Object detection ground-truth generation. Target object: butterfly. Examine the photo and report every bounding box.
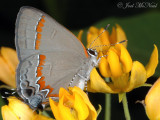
[15,6,99,110]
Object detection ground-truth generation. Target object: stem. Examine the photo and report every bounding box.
[122,93,131,120]
[105,93,111,120]
[105,78,111,120]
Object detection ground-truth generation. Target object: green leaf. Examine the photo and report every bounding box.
[72,11,160,77]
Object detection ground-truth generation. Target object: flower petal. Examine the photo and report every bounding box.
[2,96,36,120]
[88,68,115,93]
[87,26,99,47]
[99,28,110,50]
[126,61,147,92]
[145,77,160,120]
[33,114,54,120]
[74,93,89,120]
[110,73,129,92]
[71,87,97,120]
[145,44,158,78]
[2,105,19,120]
[115,44,132,73]
[99,52,111,77]
[107,48,123,77]
[87,27,103,52]
[116,24,127,47]
[0,57,16,87]
[109,26,117,44]
[49,98,62,120]
[0,47,18,88]
[58,96,75,120]
[77,30,83,41]
[1,47,18,73]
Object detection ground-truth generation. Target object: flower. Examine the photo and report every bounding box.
[85,24,127,52]
[145,77,160,120]
[49,86,97,120]
[0,47,18,88]
[1,96,53,120]
[78,25,158,96]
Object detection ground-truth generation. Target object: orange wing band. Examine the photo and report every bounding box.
[35,16,45,50]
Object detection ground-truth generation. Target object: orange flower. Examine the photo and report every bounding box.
[0,47,18,88]
[1,96,53,120]
[50,86,97,120]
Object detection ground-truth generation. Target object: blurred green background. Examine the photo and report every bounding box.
[0,0,160,120]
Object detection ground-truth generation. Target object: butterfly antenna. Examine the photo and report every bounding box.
[89,24,110,48]
[91,40,128,49]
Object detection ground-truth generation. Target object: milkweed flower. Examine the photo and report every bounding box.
[49,86,97,120]
[1,96,54,120]
[78,25,158,95]
[145,77,160,120]
[0,47,18,88]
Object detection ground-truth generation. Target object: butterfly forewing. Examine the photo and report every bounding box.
[15,6,87,102]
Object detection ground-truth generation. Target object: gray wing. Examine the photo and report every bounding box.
[15,6,87,61]
[15,6,87,100]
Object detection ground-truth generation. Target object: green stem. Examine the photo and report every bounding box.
[122,93,131,120]
[105,78,111,120]
[105,93,111,120]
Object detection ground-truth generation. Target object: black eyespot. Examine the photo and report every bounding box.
[25,89,33,97]
[23,87,35,97]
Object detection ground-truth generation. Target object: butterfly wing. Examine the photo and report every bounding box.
[15,6,88,101]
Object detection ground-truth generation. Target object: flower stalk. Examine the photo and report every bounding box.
[122,93,131,120]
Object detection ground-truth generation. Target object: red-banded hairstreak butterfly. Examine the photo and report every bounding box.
[15,6,99,109]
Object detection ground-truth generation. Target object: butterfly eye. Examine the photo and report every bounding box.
[87,49,98,57]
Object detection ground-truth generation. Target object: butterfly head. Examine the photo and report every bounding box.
[87,48,98,66]
[87,48,98,57]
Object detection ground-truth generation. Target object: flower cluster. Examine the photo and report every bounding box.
[78,25,158,97]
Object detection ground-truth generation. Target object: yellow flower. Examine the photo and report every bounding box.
[0,47,18,88]
[1,96,53,120]
[145,77,160,120]
[85,24,127,52]
[78,25,158,95]
[49,86,97,120]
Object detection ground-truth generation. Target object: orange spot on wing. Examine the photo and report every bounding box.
[35,40,40,50]
[43,85,54,97]
[36,26,42,32]
[36,66,43,77]
[39,55,46,66]
[37,76,45,90]
[41,16,45,23]
[37,33,41,39]
[39,60,45,66]
[38,22,44,27]
[40,54,46,60]
[35,15,45,50]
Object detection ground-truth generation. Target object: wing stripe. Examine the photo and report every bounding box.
[35,54,56,97]
[35,15,45,50]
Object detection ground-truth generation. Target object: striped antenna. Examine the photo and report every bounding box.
[91,40,128,49]
[89,24,110,48]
